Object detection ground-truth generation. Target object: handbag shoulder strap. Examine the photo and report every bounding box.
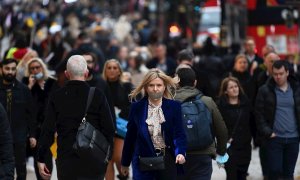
[84,87,95,116]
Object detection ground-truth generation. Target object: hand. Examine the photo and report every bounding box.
[270,133,276,138]
[37,162,51,180]
[28,75,36,89]
[175,154,186,164]
[38,80,45,90]
[121,166,129,176]
[29,137,37,148]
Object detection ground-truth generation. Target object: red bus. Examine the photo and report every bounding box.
[246,0,299,57]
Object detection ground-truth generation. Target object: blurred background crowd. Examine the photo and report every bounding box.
[0,0,300,179]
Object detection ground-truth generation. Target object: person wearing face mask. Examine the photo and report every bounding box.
[0,58,36,180]
[21,58,59,180]
[217,77,252,180]
[121,68,186,180]
[102,59,133,180]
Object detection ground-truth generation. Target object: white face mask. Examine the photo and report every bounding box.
[34,72,44,80]
[148,91,164,100]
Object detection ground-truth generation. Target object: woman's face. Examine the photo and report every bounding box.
[29,61,42,75]
[145,77,166,100]
[226,80,239,98]
[105,62,121,81]
[234,57,248,73]
[128,57,136,69]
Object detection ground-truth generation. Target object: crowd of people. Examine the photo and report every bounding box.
[0,1,300,180]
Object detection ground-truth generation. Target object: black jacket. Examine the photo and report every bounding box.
[37,80,115,177]
[0,103,14,180]
[107,80,133,120]
[87,74,116,123]
[217,95,252,148]
[255,76,300,139]
[22,77,59,131]
[0,79,36,143]
[217,95,252,164]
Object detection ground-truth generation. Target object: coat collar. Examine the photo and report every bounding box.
[0,78,21,90]
[136,97,171,154]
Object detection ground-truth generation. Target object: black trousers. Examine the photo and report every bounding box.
[177,154,212,180]
[155,150,177,180]
[14,143,27,180]
[56,155,107,180]
[225,145,251,180]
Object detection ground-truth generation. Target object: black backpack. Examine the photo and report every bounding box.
[181,95,214,151]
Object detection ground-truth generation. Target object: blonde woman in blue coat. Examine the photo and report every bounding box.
[121,68,186,180]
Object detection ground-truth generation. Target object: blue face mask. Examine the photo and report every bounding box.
[34,72,44,80]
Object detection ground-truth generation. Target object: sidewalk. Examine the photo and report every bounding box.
[27,147,300,180]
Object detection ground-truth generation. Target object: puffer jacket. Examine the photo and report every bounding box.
[175,86,228,156]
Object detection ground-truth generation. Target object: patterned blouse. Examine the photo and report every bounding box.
[146,99,166,149]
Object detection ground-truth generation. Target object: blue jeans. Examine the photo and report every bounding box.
[266,137,299,180]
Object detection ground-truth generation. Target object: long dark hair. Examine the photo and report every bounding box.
[218,76,245,99]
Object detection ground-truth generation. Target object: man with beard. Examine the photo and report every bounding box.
[82,52,116,123]
[0,58,36,180]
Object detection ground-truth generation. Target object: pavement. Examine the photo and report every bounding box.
[27,147,300,180]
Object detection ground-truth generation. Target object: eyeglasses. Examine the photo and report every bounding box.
[107,66,118,70]
[30,66,41,71]
[86,60,94,64]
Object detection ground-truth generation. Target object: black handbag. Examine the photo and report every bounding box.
[73,87,111,164]
[139,156,165,171]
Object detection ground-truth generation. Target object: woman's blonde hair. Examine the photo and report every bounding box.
[25,57,49,80]
[102,59,123,81]
[129,68,176,101]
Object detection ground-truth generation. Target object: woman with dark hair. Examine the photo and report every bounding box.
[217,77,252,180]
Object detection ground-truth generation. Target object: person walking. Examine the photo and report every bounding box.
[0,102,14,180]
[121,68,186,180]
[218,77,253,180]
[175,68,228,180]
[0,58,36,180]
[22,57,58,180]
[37,55,115,180]
[102,59,133,180]
[255,60,300,180]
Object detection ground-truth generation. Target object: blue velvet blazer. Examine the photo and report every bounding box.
[121,97,186,178]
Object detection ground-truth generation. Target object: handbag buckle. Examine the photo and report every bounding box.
[82,116,87,123]
[155,148,165,156]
